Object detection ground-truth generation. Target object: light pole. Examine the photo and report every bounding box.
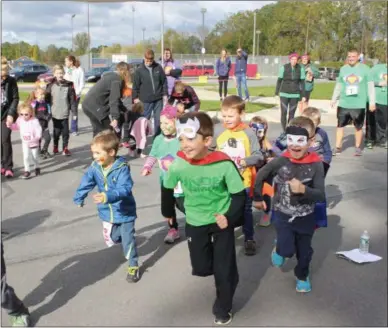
[87,3,90,71]
[305,4,311,54]
[200,8,207,75]
[142,27,146,43]
[252,12,256,62]
[71,14,76,52]
[161,1,164,65]
[132,5,135,46]
[256,30,261,57]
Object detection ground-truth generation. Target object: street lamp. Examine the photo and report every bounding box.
[71,14,76,52]
[200,7,207,75]
[256,30,261,57]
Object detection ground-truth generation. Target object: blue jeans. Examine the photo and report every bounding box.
[110,221,138,267]
[242,188,254,241]
[236,74,250,100]
[71,97,81,133]
[143,99,163,137]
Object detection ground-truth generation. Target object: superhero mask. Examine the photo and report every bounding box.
[250,122,266,138]
[176,117,200,139]
[285,126,310,147]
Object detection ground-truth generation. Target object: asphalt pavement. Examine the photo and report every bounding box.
[1,112,387,326]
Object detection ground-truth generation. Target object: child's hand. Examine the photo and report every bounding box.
[93,193,106,204]
[253,201,267,211]
[141,169,151,176]
[239,159,246,167]
[287,178,306,194]
[214,214,228,229]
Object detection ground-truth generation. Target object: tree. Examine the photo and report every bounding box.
[31,45,40,61]
[73,32,90,56]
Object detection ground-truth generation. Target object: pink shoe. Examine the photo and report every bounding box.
[259,212,271,227]
[164,228,180,244]
[5,170,14,178]
[121,142,130,148]
[1,168,5,175]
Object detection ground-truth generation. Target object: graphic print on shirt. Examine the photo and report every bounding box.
[160,153,183,194]
[343,74,362,96]
[220,137,246,170]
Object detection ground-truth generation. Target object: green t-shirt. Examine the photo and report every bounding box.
[338,63,370,109]
[164,157,245,226]
[369,64,387,106]
[278,65,306,98]
[304,64,319,92]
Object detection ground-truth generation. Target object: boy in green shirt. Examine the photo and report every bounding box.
[164,112,246,326]
[331,49,376,156]
[369,59,388,148]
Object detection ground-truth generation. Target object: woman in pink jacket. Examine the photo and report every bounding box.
[12,103,42,179]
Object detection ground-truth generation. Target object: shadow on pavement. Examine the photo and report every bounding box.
[326,184,343,209]
[1,210,51,241]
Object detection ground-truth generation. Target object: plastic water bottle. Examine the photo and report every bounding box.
[359,230,370,254]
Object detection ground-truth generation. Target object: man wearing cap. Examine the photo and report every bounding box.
[234,48,250,102]
[275,53,306,131]
[299,54,319,112]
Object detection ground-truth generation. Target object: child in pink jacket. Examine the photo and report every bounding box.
[12,103,42,179]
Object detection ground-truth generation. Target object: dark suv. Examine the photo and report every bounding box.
[9,64,49,82]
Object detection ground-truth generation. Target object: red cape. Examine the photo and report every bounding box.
[282,150,321,164]
[177,150,232,165]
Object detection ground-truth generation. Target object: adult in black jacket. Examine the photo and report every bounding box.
[82,62,130,137]
[275,53,306,131]
[1,57,19,178]
[133,49,168,137]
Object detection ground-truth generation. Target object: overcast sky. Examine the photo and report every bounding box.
[1,0,274,49]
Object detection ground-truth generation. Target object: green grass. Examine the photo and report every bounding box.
[200,100,274,113]
[19,91,30,102]
[205,82,335,100]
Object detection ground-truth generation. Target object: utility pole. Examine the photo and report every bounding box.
[87,3,90,71]
[132,5,135,46]
[161,1,164,66]
[71,14,76,52]
[142,27,146,43]
[252,11,256,63]
[200,7,207,75]
[305,4,311,54]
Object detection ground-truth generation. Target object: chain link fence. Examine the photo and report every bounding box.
[79,53,289,77]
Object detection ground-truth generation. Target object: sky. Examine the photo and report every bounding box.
[1,0,274,49]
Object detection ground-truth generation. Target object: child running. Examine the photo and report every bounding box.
[73,130,140,283]
[28,87,52,159]
[213,95,263,256]
[253,116,325,293]
[45,64,77,156]
[12,103,42,179]
[142,105,184,244]
[164,112,246,325]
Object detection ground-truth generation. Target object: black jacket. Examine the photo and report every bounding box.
[82,72,124,121]
[275,63,305,98]
[132,62,168,103]
[1,76,19,121]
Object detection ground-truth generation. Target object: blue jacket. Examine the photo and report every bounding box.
[216,57,231,77]
[235,51,248,75]
[73,156,137,223]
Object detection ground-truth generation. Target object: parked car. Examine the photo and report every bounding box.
[85,67,110,82]
[181,64,215,77]
[37,71,54,84]
[9,64,49,83]
[328,68,340,81]
[318,67,335,79]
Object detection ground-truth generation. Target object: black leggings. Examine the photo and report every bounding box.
[1,120,13,171]
[161,184,185,229]
[38,119,51,152]
[52,118,69,149]
[83,107,112,137]
[218,76,229,98]
[280,97,299,131]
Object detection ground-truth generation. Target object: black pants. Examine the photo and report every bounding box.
[1,242,29,317]
[1,120,13,171]
[274,211,315,280]
[161,184,185,229]
[365,103,376,142]
[375,104,388,143]
[218,76,229,98]
[185,223,239,319]
[38,119,51,152]
[52,118,69,149]
[83,108,112,137]
[280,97,299,131]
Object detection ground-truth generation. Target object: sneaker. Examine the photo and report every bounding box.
[164,228,180,244]
[41,150,52,159]
[259,212,271,227]
[140,153,147,159]
[214,312,232,326]
[9,314,30,327]
[121,141,130,148]
[244,97,250,103]
[271,246,285,268]
[35,168,41,176]
[22,171,31,179]
[296,276,312,293]
[379,141,388,149]
[126,266,140,283]
[366,141,373,149]
[5,170,14,178]
[1,168,5,175]
[71,132,78,136]
[354,147,362,156]
[244,240,257,256]
[332,147,341,156]
[53,146,59,155]
[62,148,71,156]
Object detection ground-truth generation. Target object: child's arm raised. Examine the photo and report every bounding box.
[74,166,97,206]
[102,166,134,203]
[142,135,161,175]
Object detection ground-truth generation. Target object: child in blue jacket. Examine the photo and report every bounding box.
[74,130,140,283]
